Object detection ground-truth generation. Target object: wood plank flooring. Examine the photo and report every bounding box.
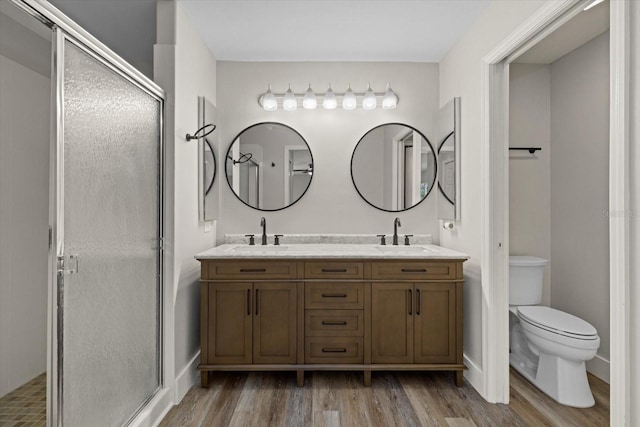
[159,369,609,427]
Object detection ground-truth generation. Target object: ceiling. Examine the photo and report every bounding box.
[515,0,609,64]
[179,0,489,62]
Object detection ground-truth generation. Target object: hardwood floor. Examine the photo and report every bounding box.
[159,369,609,427]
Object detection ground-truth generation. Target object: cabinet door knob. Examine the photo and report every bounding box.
[416,289,421,315]
[247,288,251,316]
[255,289,259,315]
[408,289,412,315]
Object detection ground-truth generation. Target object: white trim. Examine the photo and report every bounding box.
[586,353,611,384]
[283,145,308,206]
[174,352,200,404]
[608,0,631,425]
[128,388,173,427]
[463,354,483,391]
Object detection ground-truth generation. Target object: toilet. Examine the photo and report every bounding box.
[509,256,600,408]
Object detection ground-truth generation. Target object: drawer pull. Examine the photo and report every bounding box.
[321,293,347,298]
[321,320,347,326]
[401,268,427,273]
[321,348,347,353]
[240,268,266,273]
[321,268,348,273]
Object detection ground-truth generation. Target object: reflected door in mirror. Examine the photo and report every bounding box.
[225,123,313,211]
[351,123,436,212]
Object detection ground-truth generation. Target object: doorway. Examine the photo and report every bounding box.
[481,0,629,423]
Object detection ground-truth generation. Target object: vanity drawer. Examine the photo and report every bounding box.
[304,261,364,279]
[305,310,364,337]
[305,283,364,309]
[371,261,459,280]
[305,337,364,364]
[201,260,297,280]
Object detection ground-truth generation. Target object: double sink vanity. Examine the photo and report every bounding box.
[196,234,468,388]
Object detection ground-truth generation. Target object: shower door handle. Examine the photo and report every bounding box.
[57,254,79,275]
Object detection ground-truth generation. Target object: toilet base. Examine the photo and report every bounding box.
[510,352,595,408]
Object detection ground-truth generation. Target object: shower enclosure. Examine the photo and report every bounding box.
[3,1,165,425]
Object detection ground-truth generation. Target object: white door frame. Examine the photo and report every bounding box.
[480,1,630,425]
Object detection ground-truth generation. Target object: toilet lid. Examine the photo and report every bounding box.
[517,306,598,339]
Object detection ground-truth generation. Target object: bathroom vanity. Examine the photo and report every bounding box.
[196,243,468,387]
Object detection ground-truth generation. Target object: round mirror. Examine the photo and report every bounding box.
[225,122,313,211]
[351,123,436,212]
[437,131,455,205]
[204,137,216,196]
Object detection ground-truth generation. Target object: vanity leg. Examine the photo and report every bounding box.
[455,370,464,387]
[201,371,210,388]
[296,369,304,387]
[363,370,371,387]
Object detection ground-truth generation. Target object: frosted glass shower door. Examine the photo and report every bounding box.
[55,37,162,426]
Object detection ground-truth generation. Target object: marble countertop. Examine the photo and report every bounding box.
[195,243,469,260]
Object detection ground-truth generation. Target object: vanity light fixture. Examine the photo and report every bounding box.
[342,83,357,110]
[261,84,278,111]
[303,84,317,109]
[283,84,297,111]
[382,83,398,109]
[322,84,337,110]
[362,83,377,110]
[258,84,399,111]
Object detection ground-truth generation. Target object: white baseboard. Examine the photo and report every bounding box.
[463,353,484,395]
[129,388,173,427]
[175,351,200,404]
[586,353,610,384]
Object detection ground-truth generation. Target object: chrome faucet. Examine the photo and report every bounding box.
[393,217,401,245]
[260,217,267,245]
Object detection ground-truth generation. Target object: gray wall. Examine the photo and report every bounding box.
[508,32,610,382]
[0,10,50,397]
[154,1,217,402]
[216,61,440,241]
[438,0,548,389]
[550,31,610,380]
[509,63,552,306]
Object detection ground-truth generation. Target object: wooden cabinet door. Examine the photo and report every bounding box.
[371,283,414,363]
[253,282,297,364]
[414,283,456,363]
[207,283,252,364]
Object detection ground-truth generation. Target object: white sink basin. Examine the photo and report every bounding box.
[376,245,434,253]
[228,245,289,252]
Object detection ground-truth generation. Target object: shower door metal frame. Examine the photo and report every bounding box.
[9,1,166,426]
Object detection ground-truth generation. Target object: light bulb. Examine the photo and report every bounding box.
[302,84,317,109]
[323,84,337,109]
[283,84,297,111]
[382,83,398,109]
[262,84,277,111]
[342,84,357,110]
[362,83,377,110]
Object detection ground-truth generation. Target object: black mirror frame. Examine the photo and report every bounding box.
[204,137,216,196]
[350,122,437,213]
[437,131,455,205]
[224,122,314,212]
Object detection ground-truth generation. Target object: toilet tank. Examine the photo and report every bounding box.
[509,256,548,305]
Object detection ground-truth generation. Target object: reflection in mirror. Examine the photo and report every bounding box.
[351,124,436,212]
[199,97,218,221]
[436,97,461,220]
[225,123,313,211]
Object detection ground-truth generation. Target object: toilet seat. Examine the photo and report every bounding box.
[517,306,598,340]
